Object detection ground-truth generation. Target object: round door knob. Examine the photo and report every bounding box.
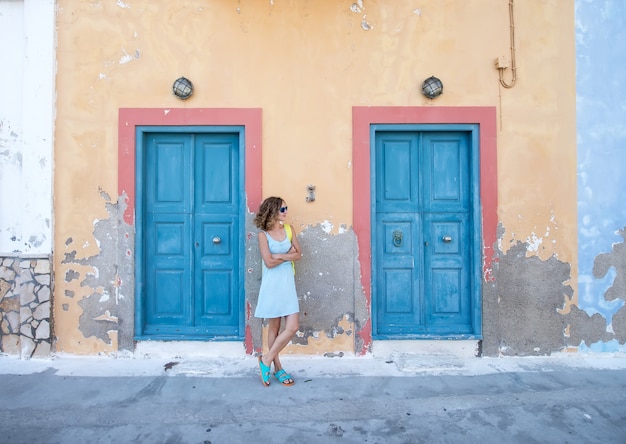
[212,236,222,244]
[442,235,452,243]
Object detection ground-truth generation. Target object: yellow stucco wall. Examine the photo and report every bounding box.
[54,0,576,354]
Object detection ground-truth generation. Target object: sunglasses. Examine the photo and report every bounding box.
[279,206,288,213]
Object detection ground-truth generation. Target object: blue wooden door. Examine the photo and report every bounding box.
[141,131,242,338]
[374,130,474,337]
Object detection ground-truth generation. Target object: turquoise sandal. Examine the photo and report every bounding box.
[258,357,271,387]
[274,369,295,386]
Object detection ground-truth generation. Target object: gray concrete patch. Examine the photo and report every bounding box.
[483,241,573,356]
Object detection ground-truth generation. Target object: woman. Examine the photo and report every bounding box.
[254,196,302,387]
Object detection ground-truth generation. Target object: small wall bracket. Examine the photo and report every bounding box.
[306,185,316,202]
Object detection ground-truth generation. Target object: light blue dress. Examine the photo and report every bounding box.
[254,229,299,319]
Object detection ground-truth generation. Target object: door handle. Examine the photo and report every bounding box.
[442,235,452,243]
[212,236,222,244]
[392,230,403,247]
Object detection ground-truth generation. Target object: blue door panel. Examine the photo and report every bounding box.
[383,142,412,201]
[384,269,414,313]
[201,271,232,315]
[431,269,462,313]
[374,129,475,337]
[424,213,472,332]
[195,134,239,214]
[144,214,193,327]
[140,131,241,339]
[199,143,231,204]
[153,270,185,315]
[194,215,239,332]
[422,132,469,212]
[376,212,423,334]
[376,133,420,213]
[146,135,192,214]
[199,219,233,257]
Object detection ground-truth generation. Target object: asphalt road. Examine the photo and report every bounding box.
[1,357,625,444]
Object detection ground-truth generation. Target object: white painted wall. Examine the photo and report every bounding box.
[0,0,55,255]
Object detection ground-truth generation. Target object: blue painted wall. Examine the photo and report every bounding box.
[576,0,626,351]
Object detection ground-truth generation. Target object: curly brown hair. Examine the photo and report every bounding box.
[254,196,284,231]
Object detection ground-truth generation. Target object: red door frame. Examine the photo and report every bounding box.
[118,108,262,352]
[352,106,497,355]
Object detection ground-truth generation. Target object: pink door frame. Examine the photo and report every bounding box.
[118,108,262,351]
[352,106,497,355]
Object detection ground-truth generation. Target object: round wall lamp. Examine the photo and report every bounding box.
[173,77,193,100]
[422,76,443,99]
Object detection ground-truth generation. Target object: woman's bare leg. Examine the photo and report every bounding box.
[261,313,299,369]
[266,317,282,370]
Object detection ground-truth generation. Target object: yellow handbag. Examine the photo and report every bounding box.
[284,224,296,275]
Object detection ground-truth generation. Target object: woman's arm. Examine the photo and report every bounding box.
[275,225,302,262]
[258,232,285,269]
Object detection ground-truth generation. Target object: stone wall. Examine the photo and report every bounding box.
[0,257,52,358]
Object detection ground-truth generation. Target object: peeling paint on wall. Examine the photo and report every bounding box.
[483,239,574,356]
[591,230,626,319]
[245,220,367,356]
[56,190,134,353]
[484,228,626,356]
[499,208,561,260]
[119,48,141,65]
